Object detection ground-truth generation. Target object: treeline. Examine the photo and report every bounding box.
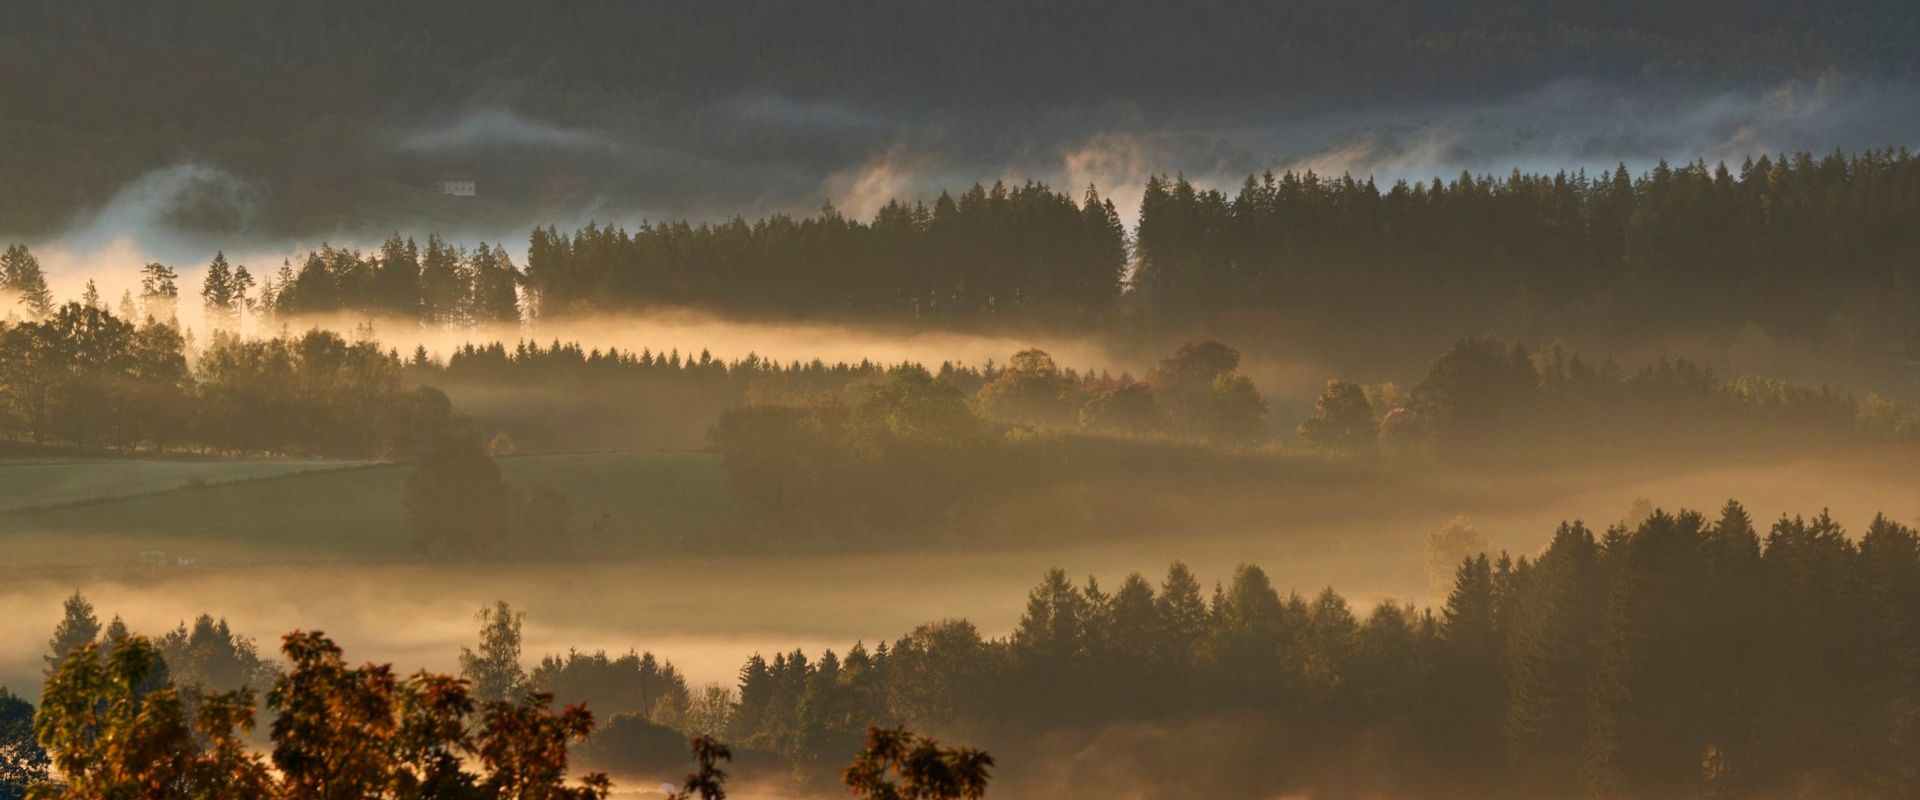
[419,336,1264,453]
[413,340,803,453]
[380,151,1920,354]
[16,149,1920,359]
[4,598,989,800]
[523,185,1126,319]
[261,236,523,324]
[0,303,455,457]
[709,341,1272,539]
[0,238,521,330]
[711,334,1920,538]
[1137,151,1920,344]
[1297,334,1920,460]
[651,505,1920,797]
[14,629,982,799]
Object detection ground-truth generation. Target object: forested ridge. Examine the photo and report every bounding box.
[517,151,1920,347]
[12,150,1919,361]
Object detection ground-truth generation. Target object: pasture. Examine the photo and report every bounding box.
[0,452,739,568]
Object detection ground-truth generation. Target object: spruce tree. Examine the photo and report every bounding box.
[1505,523,1604,788]
[0,245,52,318]
[45,593,101,672]
[201,252,236,329]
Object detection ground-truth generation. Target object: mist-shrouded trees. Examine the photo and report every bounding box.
[138,262,180,323]
[45,592,100,672]
[708,340,1283,539]
[0,301,464,456]
[20,504,1920,797]
[195,149,1920,363]
[521,183,1124,322]
[199,252,253,332]
[407,433,511,553]
[0,303,152,447]
[14,146,1920,359]
[712,364,991,539]
[1306,333,1920,462]
[156,615,279,698]
[0,245,52,319]
[262,238,521,326]
[1075,381,1163,435]
[1131,154,1920,349]
[460,601,527,705]
[976,349,1078,428]
[531,649,690,725]
[678,504,1920,797]
[1297,380,1377,453]
[1145,340,1267,445]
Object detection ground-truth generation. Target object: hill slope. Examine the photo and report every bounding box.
[0,452,737,568]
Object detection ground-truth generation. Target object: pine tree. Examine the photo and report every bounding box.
[46,592,101,672]
[1505,522,1604,788]
[231,264,254,314]
[202,252,236,330]
[1585,511,1715,797]
[1859,514,1920,793]
[0,244,53,318]
[139,262,180,321]
[1432,555,1505,786]
[419,234,465,323]
[1155,562,1209,665]
[1696,501,1767,792]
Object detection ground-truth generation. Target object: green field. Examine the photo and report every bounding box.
[0,458,368,512]
[0,453,739,567]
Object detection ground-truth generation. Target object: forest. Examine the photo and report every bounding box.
[510,152,1920,348]
[3,504,1917,798]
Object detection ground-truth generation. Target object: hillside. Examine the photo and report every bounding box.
[0,452,738,568]
[0,458,362,512]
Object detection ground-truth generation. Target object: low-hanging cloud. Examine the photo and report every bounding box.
[394,108,625,154]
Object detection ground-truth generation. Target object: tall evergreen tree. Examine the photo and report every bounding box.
[0,245,52,318]
[139,262,180,322]
[46,592,101,672]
